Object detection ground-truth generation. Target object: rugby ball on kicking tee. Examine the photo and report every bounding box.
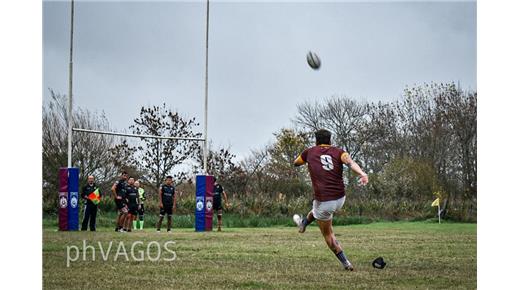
[306,51,321,70]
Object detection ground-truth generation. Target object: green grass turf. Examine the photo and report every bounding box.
[42,222,476,289]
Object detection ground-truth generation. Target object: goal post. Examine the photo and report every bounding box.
[60,0,214,232]
[195,175,215,232]
[72,128,206,142]
[58,167,79,231]
[58,128,207,231]
[65,0,212,173]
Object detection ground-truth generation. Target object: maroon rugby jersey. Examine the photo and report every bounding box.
[300,145,348,202]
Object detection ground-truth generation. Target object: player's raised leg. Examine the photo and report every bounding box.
[294,210,315,233]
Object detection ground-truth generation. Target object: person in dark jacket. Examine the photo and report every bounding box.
[81,175,100,231]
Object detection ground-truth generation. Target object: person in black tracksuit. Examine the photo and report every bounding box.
[156,176,176,232]
[81,175,99,231]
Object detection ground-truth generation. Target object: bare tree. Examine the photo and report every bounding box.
[239,148,270,196]
[395,83,477,214]
[193,142,237,181]
[42,90,121,212]
[437,87,477,200]
[129,103,202,188]
[295,97,370,160]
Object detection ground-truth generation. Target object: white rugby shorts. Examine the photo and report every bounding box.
[312,196,346,221]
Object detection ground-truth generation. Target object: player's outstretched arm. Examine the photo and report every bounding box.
[341,153,368,185]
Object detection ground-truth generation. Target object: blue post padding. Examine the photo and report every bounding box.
[67,167,79,231]
[195,175,207,232]
[196,175,206,197]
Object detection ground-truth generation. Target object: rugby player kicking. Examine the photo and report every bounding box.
[293,129,368,271]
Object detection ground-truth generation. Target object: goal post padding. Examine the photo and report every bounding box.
[195,175,214,232]
[58,168,68,231]
[67,167,79,231]
[58,167,79,231]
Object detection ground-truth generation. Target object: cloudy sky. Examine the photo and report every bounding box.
[43,0,476,160]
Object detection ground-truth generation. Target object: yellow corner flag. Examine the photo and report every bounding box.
[431,197,440,207]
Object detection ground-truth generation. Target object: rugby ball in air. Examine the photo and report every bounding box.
[306,51,321,70]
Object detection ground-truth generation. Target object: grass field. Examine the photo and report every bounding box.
[43,222,476,289]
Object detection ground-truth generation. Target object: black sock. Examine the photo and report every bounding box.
[335,251,350,267]
[302,218,312,227]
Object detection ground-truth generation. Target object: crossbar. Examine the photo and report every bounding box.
[72,128,205,142]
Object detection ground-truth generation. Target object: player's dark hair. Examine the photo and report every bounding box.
[121,171,128,175]
[166,175,173,179]
[315,129,332,145]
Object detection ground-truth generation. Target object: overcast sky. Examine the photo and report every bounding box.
[43,0,476,160]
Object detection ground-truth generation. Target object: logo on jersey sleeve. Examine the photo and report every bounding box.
[320,155,334,171]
